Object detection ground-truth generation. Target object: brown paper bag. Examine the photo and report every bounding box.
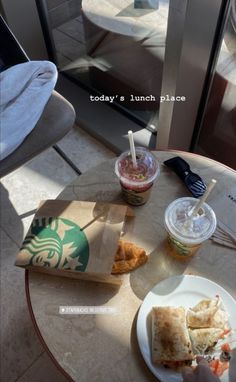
[15,200,128,284]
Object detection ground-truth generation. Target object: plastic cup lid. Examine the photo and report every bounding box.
[164,197,217,245]
[115,147,160,187]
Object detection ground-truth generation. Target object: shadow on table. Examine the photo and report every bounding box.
[116,4,155,17]
[129,239,190,301]
[130,309,157,382]
[31,273,121,319]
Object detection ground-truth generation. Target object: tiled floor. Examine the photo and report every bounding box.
[0,125,115,382]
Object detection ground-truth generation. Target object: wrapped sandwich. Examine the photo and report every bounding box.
[152,306,194,368]
[151,297,230,371]
[189,328,223,355]
[187,297,229,356]
[187,297,229,330]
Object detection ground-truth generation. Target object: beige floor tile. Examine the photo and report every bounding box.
[57,125,116,173]
[57,18,85,43]
[1,148,77,246]
[53,29,86,60]
[0,228,44,382]
[16,352,68,382]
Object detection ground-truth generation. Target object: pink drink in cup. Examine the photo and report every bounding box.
[115,147,160,206]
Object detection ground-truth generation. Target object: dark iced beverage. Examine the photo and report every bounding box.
[115,147,160,206]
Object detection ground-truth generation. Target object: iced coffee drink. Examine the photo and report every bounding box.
[164,197,217,259]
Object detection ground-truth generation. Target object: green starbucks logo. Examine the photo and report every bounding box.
[168,236,190,256]
[20,217,89,271]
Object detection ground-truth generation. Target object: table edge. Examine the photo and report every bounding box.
[25,270,76,382]
[156,149,236,173]
[81,1,164,39]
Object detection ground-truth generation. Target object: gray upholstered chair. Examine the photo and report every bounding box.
[0,15,76,177]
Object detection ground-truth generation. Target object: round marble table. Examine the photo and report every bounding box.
[81,0,168,56]
[26,151,236,382]
[82,0,168,39]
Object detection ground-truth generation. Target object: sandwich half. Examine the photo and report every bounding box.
[152,306,194,367]
[187,297,228,329]
[189,327,222,355]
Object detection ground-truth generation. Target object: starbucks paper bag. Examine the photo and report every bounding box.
[15,200,128,284]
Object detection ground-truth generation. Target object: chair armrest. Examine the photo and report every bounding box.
[0,91,75,177]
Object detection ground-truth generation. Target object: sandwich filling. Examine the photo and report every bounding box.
[189,328,222,354]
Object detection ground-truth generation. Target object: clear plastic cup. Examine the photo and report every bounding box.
[164,197,217,259]
[115,147,160,206]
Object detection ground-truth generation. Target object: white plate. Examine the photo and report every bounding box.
[136,275,236,382]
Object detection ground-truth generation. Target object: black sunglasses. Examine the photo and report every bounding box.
[164,156,206,198]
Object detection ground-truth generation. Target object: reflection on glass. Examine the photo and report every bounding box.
[43,0,169,130]
[195,1,236,170]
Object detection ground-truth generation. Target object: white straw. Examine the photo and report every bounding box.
[128,130,137,168]
[192,179,217,216]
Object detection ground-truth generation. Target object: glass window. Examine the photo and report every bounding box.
[194,1,236,169]
[38,0,170,132]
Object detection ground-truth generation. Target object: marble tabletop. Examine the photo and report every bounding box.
[26,151,236,382]
[81,0,169,40]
